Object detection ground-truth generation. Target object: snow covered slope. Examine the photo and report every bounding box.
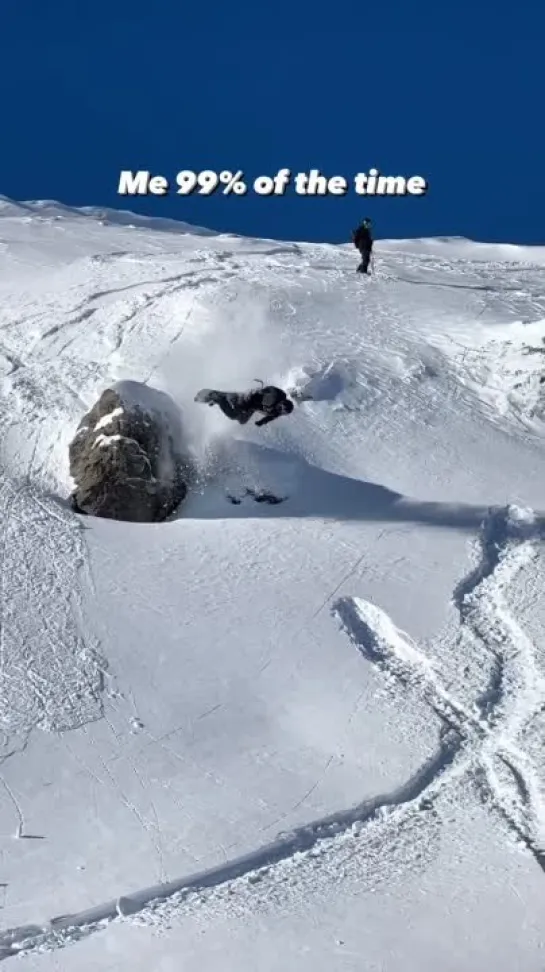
[1,199,545,969]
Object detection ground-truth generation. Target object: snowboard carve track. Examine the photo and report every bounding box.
[335,504,545,872]
[0,727,456,960]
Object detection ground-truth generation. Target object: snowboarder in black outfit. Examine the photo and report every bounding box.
[194,383,294,427]
[352,217,373,274]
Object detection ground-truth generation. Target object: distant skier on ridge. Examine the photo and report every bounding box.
[194,382,294,427]
[352,217,373,274]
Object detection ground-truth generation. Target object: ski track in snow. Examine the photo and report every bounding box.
[336,504,545,869]
[0,264,232,371]
[0,476,107,741]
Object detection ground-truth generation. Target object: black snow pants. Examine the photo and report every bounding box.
[212,392,255,424]
[357,247,372,273]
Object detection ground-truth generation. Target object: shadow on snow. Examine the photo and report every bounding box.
[184,441,545,538]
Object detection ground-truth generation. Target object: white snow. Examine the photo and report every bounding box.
[1,198,545,970]
[92,433,122,448]
[93,407,124,432]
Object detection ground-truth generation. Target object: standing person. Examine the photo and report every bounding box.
[352,217,373,274]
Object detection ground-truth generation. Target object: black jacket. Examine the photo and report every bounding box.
[353,224,373,251]
[245,386,290,426]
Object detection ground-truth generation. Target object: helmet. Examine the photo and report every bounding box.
[280,399,294,415]
[362,217,372,226]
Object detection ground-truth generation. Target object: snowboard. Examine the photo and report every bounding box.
[226,487,286,506]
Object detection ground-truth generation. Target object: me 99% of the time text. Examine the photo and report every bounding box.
[118,169,429,198]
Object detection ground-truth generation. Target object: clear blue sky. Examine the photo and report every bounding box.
[1,3,543,244]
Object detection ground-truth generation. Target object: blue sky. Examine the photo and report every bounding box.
[1,3,543,244]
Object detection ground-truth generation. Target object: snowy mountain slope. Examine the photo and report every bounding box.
[1,200,545,968]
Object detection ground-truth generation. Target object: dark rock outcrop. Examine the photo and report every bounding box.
[69,380,191,522]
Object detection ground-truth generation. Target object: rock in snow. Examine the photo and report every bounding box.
[68,380,191,521]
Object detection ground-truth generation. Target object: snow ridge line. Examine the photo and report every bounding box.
[335,504,545,871]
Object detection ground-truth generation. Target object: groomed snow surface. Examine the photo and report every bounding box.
[1,197,545,969]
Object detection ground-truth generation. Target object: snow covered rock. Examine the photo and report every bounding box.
[68,380,191,521]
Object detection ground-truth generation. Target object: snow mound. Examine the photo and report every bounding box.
[286,360,355,403]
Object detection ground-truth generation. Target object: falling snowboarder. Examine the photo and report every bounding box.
[352,217,373,274]
[194,382,294,427]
